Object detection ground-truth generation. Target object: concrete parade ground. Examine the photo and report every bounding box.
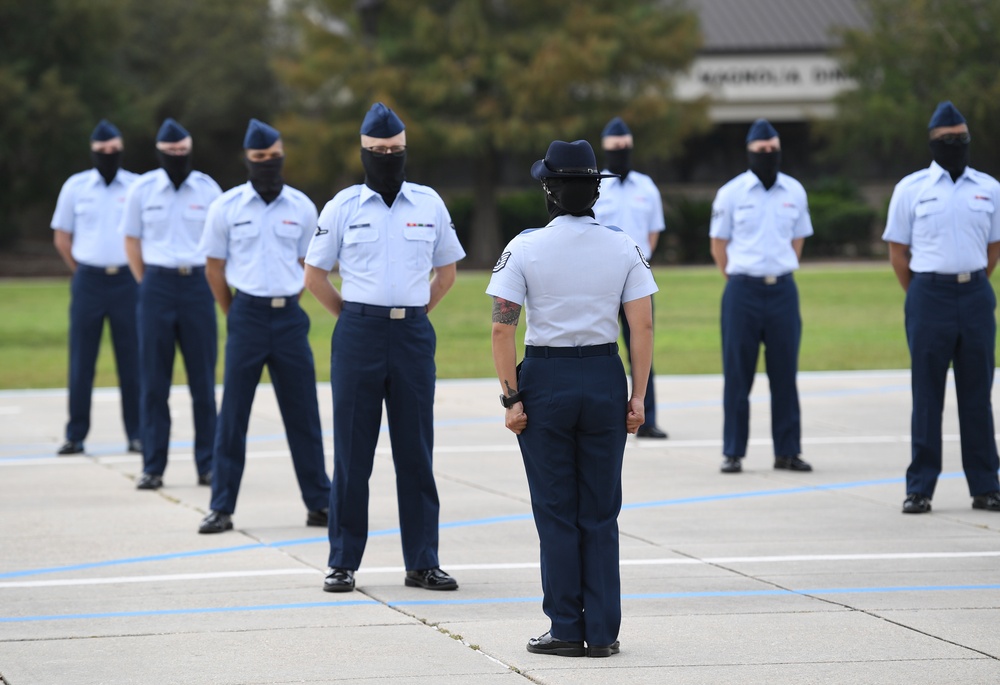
[1,370,999,684]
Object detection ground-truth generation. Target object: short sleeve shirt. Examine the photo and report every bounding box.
[305,182,466,307]
[486,214,658,347]
[882,162,1000,273]
[120,169,222,268]
[200,183,317,297]
[594,170,666,259]
[51,168,138,267]
[709,171,813,276]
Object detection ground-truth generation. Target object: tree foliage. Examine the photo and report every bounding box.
[278,0,706,265]
[826,0,1000,178]
[0,0,279,247]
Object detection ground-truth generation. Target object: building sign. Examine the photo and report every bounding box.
[675,54,856,122]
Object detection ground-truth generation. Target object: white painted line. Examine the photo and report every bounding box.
[3,551,998,590]
[0,407,21,415]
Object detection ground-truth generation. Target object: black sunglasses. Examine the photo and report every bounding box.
[933,132,971,145]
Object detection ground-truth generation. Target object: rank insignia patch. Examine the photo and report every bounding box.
[493,251,511,272]
[636,245,651,269]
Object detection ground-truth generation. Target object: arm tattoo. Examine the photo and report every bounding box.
[492,297,521,325]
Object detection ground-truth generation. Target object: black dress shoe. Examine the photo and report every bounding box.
[323,567,355,593]
[774,455,812,472]
[57,440,84,456]
[135,473,163,490]
[720,456,742,473]
[587,641,621,658]
[197,471,212,486]
[902,493,932,514]
[198,511,233,534]
[404,567,458,591]
[526,631,586,657]
[306,508,328,527]
[636,425,668,439]
[972,492,1000,511]
[127,438,142,454]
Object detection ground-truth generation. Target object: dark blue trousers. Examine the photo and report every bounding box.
[516,351,627,648]
[66,265,140,444]
[136,268,216,477]
[326,309,439,571]
[619,295,657,428]
[721,275,802,458]
[210,294,330,514]
[904,273,1000,497]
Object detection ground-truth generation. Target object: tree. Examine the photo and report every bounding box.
[0,0,280,247]
[825,0,1000,178]
[278,0,705,266]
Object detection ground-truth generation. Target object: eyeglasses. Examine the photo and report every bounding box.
[933,133,971,145]
[363,145,406,157]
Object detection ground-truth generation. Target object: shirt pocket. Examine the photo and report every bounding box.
[183,204,208,230]
[733,206,757,227]
[913,199,945,242]
[73,199,98,232]
[775,205,800,237]
[230,219,260,242]
[968,196,995,234]
[402,224,436,270]
[140,204,169,239]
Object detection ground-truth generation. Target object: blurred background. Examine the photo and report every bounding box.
[2,0,998,271]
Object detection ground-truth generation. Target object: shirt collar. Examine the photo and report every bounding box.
[548,214,599,228]
[88,168,123,188]
[928,160,974,185]
[743,169,787,192]
[236,181,285,209]
[359,181,412,207]
[152,167,193,193]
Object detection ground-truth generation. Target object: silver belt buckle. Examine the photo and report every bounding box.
[177,266,192,276]
[105,266,119,275]
[764,275,778,285]
[957,272,971,283]
[270,297,287,308]
[389,307,406,320]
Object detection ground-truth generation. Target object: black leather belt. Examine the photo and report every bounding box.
[342,301,426,319]
[146,265,205,276]
[912,270,985,284]
[77,263,127,276]
[235,291,298,308]
[730,273,792,285]
[524,343,619,358]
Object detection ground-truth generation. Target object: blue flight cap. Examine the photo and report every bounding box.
[360,102,405,138]
[928,101,966,130]
[601,116,631,138]
[746,118,779,143]
[243,118,281,149]
[91,119,121,142]
[531,140,620,180]
[156,117,190,143]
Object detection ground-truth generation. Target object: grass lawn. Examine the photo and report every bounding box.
[0,262,937,390]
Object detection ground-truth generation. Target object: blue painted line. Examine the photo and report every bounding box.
[3,584,998,623]
[0,473,963,581]
[0,600,378,623]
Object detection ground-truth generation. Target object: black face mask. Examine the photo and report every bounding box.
[604,147,632,180]
[157,151,193,189]
[91,150,121,185]
[929,139,969,182]
[543,178,600,219]
[246,156,284,204]
[361,148,406,206]
[748,150,781,190]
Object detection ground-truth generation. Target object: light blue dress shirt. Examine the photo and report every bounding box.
[709,170,814,276]
[120,169,222,268]
[51,169,138,267]
[883,162,1000,273]
[594,170,665,260]
[200,183,317,297]
[305,182,466,307]
[486,214,658,347]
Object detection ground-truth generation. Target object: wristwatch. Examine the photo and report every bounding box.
[499,390,523,408]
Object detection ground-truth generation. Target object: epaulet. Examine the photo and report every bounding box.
[604,224,624,233]
[519,227,542,235]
